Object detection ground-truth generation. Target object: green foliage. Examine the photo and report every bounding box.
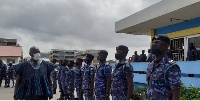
[131,86,147,100]
[131,84,200,100]
[180,84,200,100]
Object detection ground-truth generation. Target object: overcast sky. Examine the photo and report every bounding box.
[0,0,162,60]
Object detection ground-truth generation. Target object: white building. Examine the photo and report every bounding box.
[50,49,79,61]
[0,46,23,64]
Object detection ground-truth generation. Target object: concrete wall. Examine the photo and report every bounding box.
[0,57,21,65]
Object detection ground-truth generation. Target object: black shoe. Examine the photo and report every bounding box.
[7,85,10,87]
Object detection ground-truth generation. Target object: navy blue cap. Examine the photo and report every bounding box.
[86,54,94,59]
[152,35,170,45]
[116,45,129,52]
[98,50,108,56]
[76,58,83,62]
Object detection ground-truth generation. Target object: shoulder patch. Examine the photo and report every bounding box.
[168,59,175,65]
[125,62,131,67]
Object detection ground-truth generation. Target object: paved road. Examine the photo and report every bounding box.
[0,80,112,100]
[0,80,71,100]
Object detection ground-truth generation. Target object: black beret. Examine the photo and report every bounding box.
[98,50,108,55]
[116,45,129,52]
[86,54,94,59]
[152,35,170,45]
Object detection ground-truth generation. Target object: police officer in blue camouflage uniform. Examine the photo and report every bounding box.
[5,68,10,88]
[111,45,134,100]
[60,60,75,100]
[146,35,181,100]
[95,50,112,100]
[74,58,84,100]
[57,60,64,99]
[50,59,58,94]
[82,54,96,100]
[7,62,15,87]
[186,43,198,61]
[0,60,7,87]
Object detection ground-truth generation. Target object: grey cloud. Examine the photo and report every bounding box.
[0,0,161,59]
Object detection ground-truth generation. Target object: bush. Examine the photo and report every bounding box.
[180,84,200,100]
[132,84,200,100]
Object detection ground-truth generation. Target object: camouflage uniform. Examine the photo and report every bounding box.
[146,56,181,100]
[111,60,134,100]
[60,66,75,100]
[50,63,58,92]
[74,68,83,100]
[82,63,96,100]
[186,48,198,61]
[95,62,112,100]
[5,69,10,87]
[7,66,15,87]
[58,65,64,91]
[0,63,7,87]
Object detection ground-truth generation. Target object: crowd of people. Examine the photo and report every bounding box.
[0,35,183,100]
[0,60,15,88]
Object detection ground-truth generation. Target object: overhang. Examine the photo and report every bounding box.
[115,0,200,35]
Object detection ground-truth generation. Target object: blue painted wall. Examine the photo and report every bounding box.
[155,17,200,35]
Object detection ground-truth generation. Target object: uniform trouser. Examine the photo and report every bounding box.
[68,90,74,100]
[76,88,83,100]
[111,93,126,100]
[52,78,57,89]
[64,90,74,100]
[10,76,15,86]
[95,92,107,100]
[84,90,94,100]
[5,77,10,86]
[0,75,6,86]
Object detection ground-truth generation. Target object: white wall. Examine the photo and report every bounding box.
[0,57,21,65]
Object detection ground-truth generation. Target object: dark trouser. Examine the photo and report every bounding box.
[0,74,6,86]
[76,88,83,100]
[84,90,94,100]
[24,96,48,100]
[5,76,10,87]
[10,76,15,86]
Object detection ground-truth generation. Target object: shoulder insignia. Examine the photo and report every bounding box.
[125,61,131,67]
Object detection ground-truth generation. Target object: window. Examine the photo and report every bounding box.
[170,38,184,61]
[7,59,15,64]
[188,36,200,60]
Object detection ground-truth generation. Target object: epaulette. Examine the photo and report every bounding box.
[90,66,94,70]
[125,61,131,67]
[168,59,175,65]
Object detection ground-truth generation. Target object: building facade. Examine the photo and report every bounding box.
[76,49,100,66]
[0,46,23,64]
[115,0,200,61]
[0,38,18,46]
[49,49,79,62]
